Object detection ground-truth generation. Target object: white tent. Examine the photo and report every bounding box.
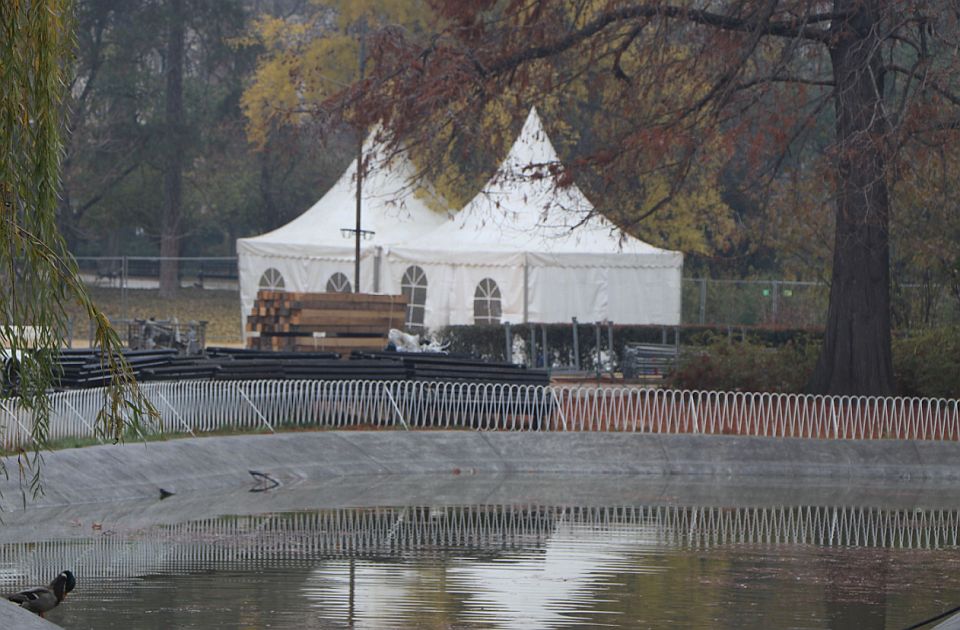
[383,108,683,329]
[236,132,448,321]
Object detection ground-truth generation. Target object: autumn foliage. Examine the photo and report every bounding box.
[245,1,960,396]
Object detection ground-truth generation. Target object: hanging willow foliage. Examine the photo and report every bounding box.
[0,0,154,497]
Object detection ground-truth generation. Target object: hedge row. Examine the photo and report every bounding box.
[671,329,960,399]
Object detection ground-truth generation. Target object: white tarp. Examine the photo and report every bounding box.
[236,130,449,322]
[385,107,683,329]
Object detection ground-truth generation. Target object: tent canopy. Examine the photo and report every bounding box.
[392,108,677,262]
[236,130,449,321]
[383,108,683,328]
[237,130,448,260]
[238,109,683,332]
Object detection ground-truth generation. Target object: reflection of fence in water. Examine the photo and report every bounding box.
[4,380,959,449]
[0,504,957,584]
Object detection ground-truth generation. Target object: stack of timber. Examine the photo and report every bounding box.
[245,291,407,352]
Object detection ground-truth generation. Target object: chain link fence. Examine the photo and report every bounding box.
[681,279,829,328]
[682,278,960,329]
[64,256,960,348]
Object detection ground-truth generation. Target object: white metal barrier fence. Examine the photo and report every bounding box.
[1,380,959,449]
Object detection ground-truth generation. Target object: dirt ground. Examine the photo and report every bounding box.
[66,286,243,346]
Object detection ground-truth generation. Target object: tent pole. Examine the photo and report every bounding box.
[572,317,580,371]
[607,321,614,376]
[354,134,362,293]
[522,253,529,323]
[595,323,601,379]
[529,326,536,368]
[541,324,548,369]
[354,22,366,294]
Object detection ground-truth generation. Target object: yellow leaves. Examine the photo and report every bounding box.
[253,15,307,49]
[242,28,356,148]
[605,163,735,257]
[890,145,960,275]
[242,0,740,262]
[241,55,300,148]
[325,0,434,31]
[243,1,435,149]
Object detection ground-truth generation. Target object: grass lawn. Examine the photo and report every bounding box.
[66,287,243,345]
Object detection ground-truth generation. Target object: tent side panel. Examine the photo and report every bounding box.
[526,253,683,325]
[383,249,526,330]
[605,265,683,325]
[237,240,381,342]
[526,264,607,323]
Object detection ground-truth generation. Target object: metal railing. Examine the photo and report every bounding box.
[0,503,957,583]
[2,381,959,448]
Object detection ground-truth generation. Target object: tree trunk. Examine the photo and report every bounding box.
[56,193,77,253]
[259,155,278,230]
[160,0,184,298]
[809,0,894,395]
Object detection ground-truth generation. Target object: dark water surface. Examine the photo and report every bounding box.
[3,501,959,629]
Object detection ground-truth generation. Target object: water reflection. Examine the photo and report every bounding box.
[447,520,655,628]
[1,503,959,629]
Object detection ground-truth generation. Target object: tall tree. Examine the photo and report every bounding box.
[159,0,185,297]
[333,0,960,395]
[63,0,332,260]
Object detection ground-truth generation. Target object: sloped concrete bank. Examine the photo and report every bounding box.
[3,431,960,509]
[0,600,63,629]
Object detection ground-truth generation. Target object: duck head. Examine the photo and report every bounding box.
[51,570,76,602]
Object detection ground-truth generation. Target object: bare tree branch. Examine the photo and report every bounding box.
[484,2,838,78]
[74,161,141,221]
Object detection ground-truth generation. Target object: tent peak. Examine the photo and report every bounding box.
[500,107,561,172]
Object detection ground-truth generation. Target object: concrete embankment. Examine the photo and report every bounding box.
[3,431,960,509]
[0,600,63,629]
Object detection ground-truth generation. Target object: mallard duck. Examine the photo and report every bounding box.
[6,570,76,618]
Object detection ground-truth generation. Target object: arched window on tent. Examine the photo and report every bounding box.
[258,267,285,291]
[326,272,352,293]
[401,265,428,329]
[473,278,502,325]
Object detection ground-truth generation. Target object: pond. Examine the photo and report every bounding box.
[3,479,960,629]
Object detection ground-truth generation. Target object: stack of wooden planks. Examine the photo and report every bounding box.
[245,291,407,352]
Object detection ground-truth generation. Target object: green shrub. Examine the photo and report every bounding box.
[669,335,820,393]
[893,327,960,399]
[671,329,960,398]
